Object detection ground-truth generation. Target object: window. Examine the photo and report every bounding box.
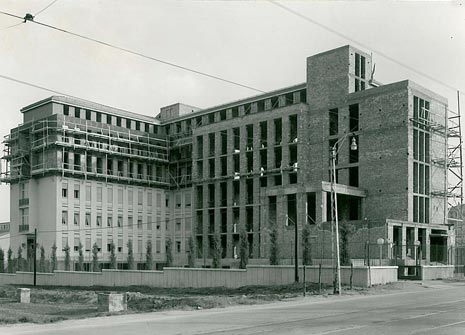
[355,53,366,92]
[85,237,91,251]
[232,107,239,118]
[62,211,68,225]
[138,190,143,205]
[107,214,113,227]
[287,194,297,226]
[96,237,102,252]
[289,115,298,142]
[62,183,68,198]
[246,125,253,150]
[86,184,91,202]
[62,236,68,249]
[74,213,80,226]
[74,236,80,251]
[118,189,123,205]
[137,217,143,229]
[413,96,431,224]
[221,130,228,155]
[233,128,240,151]
[74,185,80,199]
[147,216,152,230]
[106,114,112,125]
[118,215,123,227]
[107,188,113,204]
[86,110,91,120]
[128,216,133,228]
[20,208,28,226]
[274,118,282,145]
[74,107,80,118]
[96,214,102,227]
[176,241,181,253]
[197,135,203,159]
[329,109,338,136]
[20,183,28,199]
[118,238,123,252]
[220,109,226,121]
[274,146,282,169]
[349,104,359,132]
[97,186,102,202]
[260,121,267,148]
[107,240,113,252]
[86,155,92,173]
[208,133,215,157]
[147,191,152,206]
[63,105,69,116]
[85,213,91,226]
[96,112,102,122]
[128,190,133,206]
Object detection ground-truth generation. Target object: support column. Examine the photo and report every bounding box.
[401,225,407,260]
[426,228,431,263]
[317,191,327,225]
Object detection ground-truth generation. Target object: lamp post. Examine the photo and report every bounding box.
[330,134,357,295]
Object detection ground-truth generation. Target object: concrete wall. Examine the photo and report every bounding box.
[421,265,454,280]
[0,265,397,288]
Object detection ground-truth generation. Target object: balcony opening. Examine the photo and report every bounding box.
[274,118,282,145]
[260,121,267,148]
[289,114,298,142]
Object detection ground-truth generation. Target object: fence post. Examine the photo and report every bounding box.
[367,242,372,288]
[350,263,353,290]
[318,263,322,294]
[303,265,306,297]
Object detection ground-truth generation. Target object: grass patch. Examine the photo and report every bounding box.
[0,282,334,325]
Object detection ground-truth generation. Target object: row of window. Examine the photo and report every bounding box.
[63,105,162,135]
[60,151,166,181]
[61,210,157,230]
[329,104,359,136]
[62,183,160,206]
[167,89,306,136]
[196,115,298,160]
[63,235,183,254]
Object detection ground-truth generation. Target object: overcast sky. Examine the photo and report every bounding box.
[0,0,464,222]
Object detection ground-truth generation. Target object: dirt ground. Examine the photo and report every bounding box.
[0,282,407,325]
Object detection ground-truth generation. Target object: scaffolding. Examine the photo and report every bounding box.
[410,93,463,225]
[1,115,170,187]
[168,129,193,189]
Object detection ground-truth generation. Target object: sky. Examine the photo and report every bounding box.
[0,0,464,222]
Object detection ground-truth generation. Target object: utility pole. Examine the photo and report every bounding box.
[295,214,299,282]
[33,228,37,286]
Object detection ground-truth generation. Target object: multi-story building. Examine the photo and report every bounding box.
[1,45,460,269]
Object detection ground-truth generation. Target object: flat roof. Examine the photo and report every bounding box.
[21,96,160,124]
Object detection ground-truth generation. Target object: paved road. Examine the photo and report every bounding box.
[2,281,465,335]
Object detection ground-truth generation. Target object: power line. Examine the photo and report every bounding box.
[0,21,22,31]
[268,0,463,95]
[0,10,266,94]
[34,0,59,17]
[0,73,91,101]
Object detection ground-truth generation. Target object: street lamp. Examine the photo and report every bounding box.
[330,134,357,295]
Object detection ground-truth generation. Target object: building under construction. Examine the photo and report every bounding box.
[1,45,462,271]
